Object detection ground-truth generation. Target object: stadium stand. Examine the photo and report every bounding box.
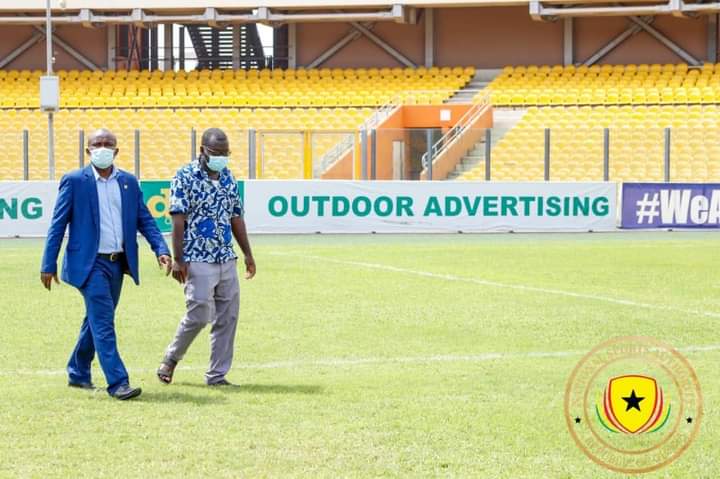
[459,105,720,182]
[0,67,474,108]
[483,63,720,107]
[6,60,720,183]
[0,67,475,180]
[0,108,376,180]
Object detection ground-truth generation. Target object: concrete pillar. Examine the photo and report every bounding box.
[163,23,174,71]
[708,14,718,63]
[424,8,434,68]
[563,18,573,67]
[107,25,116,71]
[288,23,297,68]
[232,25,241,69]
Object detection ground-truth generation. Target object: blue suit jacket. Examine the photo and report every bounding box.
[41,166,170,289]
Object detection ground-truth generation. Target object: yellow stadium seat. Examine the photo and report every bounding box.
[460,103,719,182]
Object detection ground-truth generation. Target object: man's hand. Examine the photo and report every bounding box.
[40,272,59,291]
[172,260,188,284]
[157,255,172,276]
[244,256,256,280]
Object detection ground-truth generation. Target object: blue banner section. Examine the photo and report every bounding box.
[622,183,720,229]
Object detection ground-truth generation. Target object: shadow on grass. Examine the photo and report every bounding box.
[175,382,325,395]
[138,390,228,405]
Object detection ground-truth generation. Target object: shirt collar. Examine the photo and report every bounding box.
[92,165,119,181]
[191,160,228,182]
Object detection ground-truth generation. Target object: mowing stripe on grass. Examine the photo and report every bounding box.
[2,344,718,377]
[270,252,720,320]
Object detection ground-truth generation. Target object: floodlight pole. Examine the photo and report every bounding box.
[46,0,55,180]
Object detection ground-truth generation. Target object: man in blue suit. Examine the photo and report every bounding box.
[40,129,172,400]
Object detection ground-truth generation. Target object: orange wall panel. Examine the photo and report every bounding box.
[436,7,563,67]
[401,105,473,129]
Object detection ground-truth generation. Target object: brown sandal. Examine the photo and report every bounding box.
[156,361,176,384]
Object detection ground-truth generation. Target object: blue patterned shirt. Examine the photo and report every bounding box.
[169,161,244,263]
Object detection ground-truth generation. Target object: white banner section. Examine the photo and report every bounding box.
[0,181,58,237]
[245,181,618,233]
[1,180,617,236]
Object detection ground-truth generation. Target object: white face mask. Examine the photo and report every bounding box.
[207,155,229,172]
[90,147,115,169]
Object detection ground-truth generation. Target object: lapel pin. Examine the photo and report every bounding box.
[124,185,128,189]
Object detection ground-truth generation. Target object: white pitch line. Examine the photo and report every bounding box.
[270,252,720,320]
[1,344,719,377]
[0,352,576,377]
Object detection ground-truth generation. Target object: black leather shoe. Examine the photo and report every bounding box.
[111,384,142,400]
[208,379,233,387]
[68,381,95,390]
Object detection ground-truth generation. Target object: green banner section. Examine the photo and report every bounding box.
[140,180,244,233]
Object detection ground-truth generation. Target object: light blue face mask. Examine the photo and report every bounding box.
[207,155,229,172]
[90,147,115,169]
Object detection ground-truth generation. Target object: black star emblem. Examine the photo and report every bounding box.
[686,417,693,424]
[622,389,645,412]
[574,417,581,424]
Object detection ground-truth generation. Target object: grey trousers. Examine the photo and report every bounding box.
[164,260,240,384]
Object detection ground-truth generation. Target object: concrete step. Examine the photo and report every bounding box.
[445,109,528,180]
[466,81,488,89]
[455,155,486,170]
[452,165,485,178]
[444,69,499,104]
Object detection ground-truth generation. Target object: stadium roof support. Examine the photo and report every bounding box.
[578,15,701,66]
[307,23,373,68]
[627,16,700,64]
[581,18,648,66]
[306,20,417,68]
[0,31,44,69]
[306,6,417,68]
[0,6,406,25]
[530,0,720,18]
[7,25,103,70]
[350,21,416,67]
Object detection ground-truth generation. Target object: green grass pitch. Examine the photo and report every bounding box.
[0,232,718,478]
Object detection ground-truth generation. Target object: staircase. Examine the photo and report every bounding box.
[445,69,501,104]
[316,95,404,178]
[186,24,265,69]
[446,109,526,180]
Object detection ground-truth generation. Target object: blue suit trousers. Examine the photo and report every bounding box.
[67,257,129,395]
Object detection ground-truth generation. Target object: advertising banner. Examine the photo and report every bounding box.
[1,180,617,236]
[244,181,617,233]
[621,183,720,229]
[140,180,245,233]
[0,180,184,237]
[0,181,57,237]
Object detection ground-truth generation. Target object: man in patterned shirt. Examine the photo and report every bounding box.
[157,128,256,386]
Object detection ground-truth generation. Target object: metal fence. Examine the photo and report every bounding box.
[1,126,716,182]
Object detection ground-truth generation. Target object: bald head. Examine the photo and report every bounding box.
[87,128,117,149]
[201,128,229,155]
